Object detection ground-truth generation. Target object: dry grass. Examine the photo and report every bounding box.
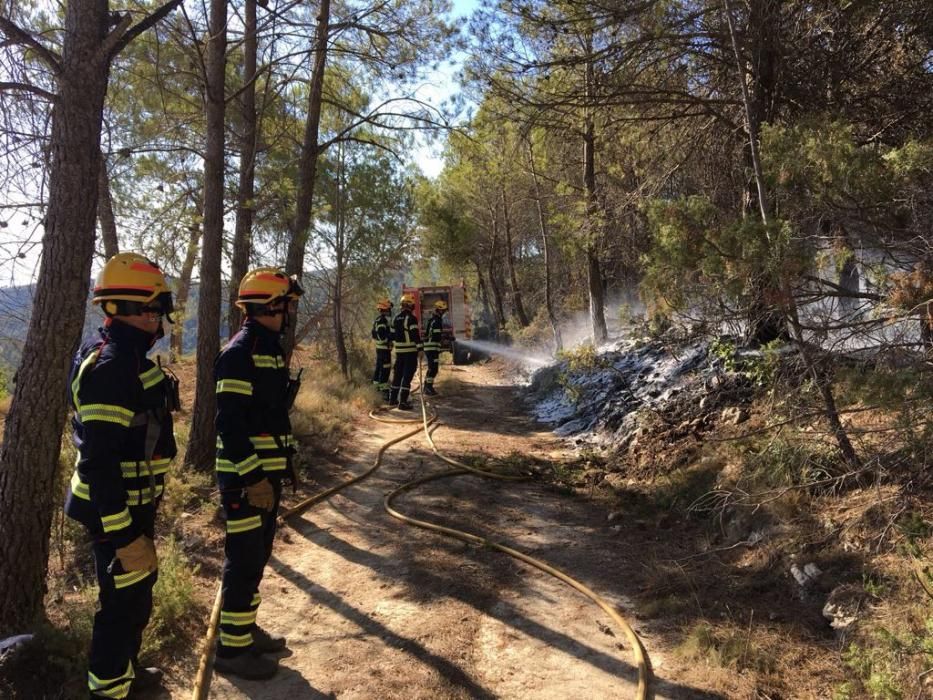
[290,360,381,455]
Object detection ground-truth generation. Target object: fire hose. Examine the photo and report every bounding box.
[191,358,649,699]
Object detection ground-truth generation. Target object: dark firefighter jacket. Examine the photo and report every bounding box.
[392,309,422,354]
[371,313,391,350]
[215,319,294,491]
[424,314,445,352]
[65,321,178,548]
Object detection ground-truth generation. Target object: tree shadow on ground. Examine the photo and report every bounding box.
[205,660,333,700]
[269,554,498,700]
[285,514,726,699]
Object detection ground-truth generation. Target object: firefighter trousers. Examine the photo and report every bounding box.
[390,352,419,405]
[87,508,158,699]
[372,348,391,398]
[424,350,439,386]
[217,479,282,657]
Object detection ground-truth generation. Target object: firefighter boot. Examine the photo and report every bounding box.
[131,665,164,693]
[214,650,279,680]
[397,401,413,411]
[424,385,438,396]
[253,625,287,654]
[383,390,392,403]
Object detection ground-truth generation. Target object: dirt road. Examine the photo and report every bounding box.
[180,361,719,700]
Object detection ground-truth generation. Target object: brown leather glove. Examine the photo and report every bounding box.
[245,478,275,511]
[115,535,157,573]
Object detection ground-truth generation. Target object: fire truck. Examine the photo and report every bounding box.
[402,283,472,364]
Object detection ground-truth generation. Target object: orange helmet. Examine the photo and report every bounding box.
[376,298,392,312]
[236,267,303,311]
[399,293,415,308]
[434,300,448,311]
[93,252,174,318]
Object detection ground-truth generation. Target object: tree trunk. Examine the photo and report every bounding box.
[724,0,785,345]
[486,221,507,331]
[333,143,348,377]
[284,0,331,355]
[526,138,562,352]
[472,260,495,334]
[97,155,119,258]
[170,223,201,360]
[583,42,608,344]
[333,270,348,377]
[186,0,227,470]
[724,0,860,470]
[0,0,112,636]
[227,0,258,338]
[500,188,529,327]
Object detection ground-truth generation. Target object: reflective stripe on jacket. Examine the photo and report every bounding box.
[64,321,177,546]
[215,320,293,490]
[371,314,391,350]
[392,309,422,353]
[424,314,445,352]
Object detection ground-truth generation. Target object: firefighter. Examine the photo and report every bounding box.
[423,300,447,396]
[371,298,393,402]
[389,293,422,410]
[64,252,179,699]
[213,267,304,680]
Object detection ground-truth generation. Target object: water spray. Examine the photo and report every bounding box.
[457,339,551,368]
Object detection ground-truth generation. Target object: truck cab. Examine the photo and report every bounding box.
[402,283,472,364]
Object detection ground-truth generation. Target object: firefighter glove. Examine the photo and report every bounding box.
[116,535,158,573]
[246,478,275,511]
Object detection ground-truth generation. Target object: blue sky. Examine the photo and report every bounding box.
[0,0,482,285]
[410,0,478,178]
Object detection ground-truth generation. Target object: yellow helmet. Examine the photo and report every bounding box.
[434,300,448,311]
[376,298,392,312]
[236,267,304,311]
[399,293,415,308]
[93,252,173,317]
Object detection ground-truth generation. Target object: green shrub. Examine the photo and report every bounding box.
[142,535,198,657]
[742,437,836,488]
[675,621,772,673]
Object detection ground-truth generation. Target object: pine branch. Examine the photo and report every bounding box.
[0,17,61,74]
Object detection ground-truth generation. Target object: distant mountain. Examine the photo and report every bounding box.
[0,270,333,380]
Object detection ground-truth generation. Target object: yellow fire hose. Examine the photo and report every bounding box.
[382,361,651,699]
[191,357,649,699]
[190,406,431,699]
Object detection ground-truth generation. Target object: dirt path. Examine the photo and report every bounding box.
[177,361,719,700]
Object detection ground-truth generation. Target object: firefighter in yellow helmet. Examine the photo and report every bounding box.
[371,298,393,402]
[389,293,422,409]
[213,267,303,680]
[64,252,179,698]
[423,299,448,396]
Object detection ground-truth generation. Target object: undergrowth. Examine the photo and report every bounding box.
[290,359,381,455]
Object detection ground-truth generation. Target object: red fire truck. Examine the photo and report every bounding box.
[402,283,472,364]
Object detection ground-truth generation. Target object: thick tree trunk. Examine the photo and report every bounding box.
[171,223,201,360]
[228,0,258,338]
[583,126,607,344]
[472,260,495,334]
[284,0,331,355]
[500,188,529,327]
[726,0,785,345]
[333,270,348,377]
[725,0,860,470]
[526,138,562,351]
[0,1,112,636]
[486,224,507,331]
[97,155,119,258]
[583,45,608,344]
[186,0,227,470]
[333,147,348,377]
